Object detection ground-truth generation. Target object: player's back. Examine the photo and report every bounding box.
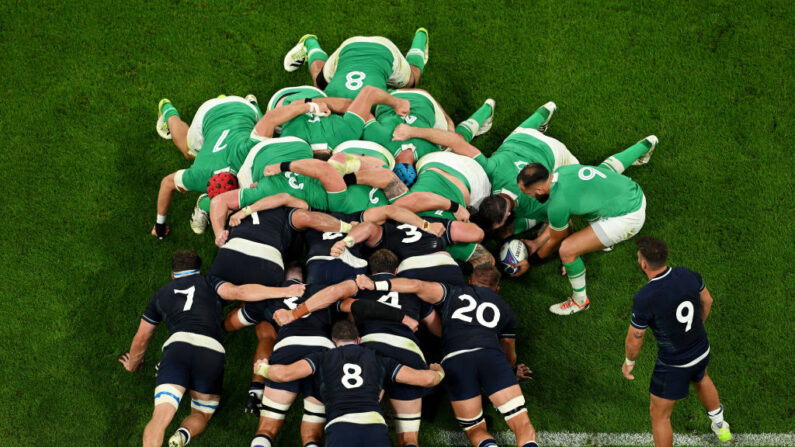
[437,284,516,357]
[551,164,643,220]
[325,41,394,98]
[377,221,446,259]
[143,274,224,342]
[632,267,710,365]
[226,207,293,250]
[354,272,430,340]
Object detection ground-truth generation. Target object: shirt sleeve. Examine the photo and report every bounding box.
[141,293,162,325]
[692,270,705,291]
[303,350,326,376]
[419,300,434,319]
[630,292,651,329]
[546,197,570,232]
[378,354,404,383]
[238,181,277,208]
[435,283,450,307]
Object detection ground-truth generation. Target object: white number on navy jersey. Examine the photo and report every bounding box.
[212,129,230,152]
[451,294,500,328]
[322,232,343,240]
[175,286,196,312]
[578,167,607,181]
[341,363,364,389]
[251,211,260,225]
[397,223,422,243]
[676,301,694,332]
[283,296,310,319]
[345,71,366,91]
[378,291,401,309]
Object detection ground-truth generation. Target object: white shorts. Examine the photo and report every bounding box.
[323,36,412,88]
[590,194,647,247]
[266,85,327,111]
[416,152,492,209]
[187,96,259,154]
[509,128,579,171]
[392,88,448,130]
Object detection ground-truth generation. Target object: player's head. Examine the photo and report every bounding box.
[171,250,201,273]
[368,249,399,275]
[636,236,668,272]
[394,163,417,187]
[469,265,501,291]
[284,261,305,283]
[331,320,360,346]
[313,150,332,161]
[473,195,511,230]
[206,172,239,199]
[517,163,551,202]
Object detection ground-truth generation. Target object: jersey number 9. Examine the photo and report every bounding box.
[676,301,694,332]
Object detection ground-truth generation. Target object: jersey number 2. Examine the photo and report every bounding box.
[174,286,196,312]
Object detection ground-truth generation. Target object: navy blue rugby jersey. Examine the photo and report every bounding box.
[436,284,516,356]
[142,272,225,342]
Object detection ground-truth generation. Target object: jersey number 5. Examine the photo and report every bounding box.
[174,286,196,312]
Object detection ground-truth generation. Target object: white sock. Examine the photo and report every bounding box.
[251,434,272,447]
[707,404,725,427]
[177,427,191,445]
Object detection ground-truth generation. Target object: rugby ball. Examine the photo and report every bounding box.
[499,239,528,275]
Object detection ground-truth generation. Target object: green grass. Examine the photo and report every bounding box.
[0,0,792,445]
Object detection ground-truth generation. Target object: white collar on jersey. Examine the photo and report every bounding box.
[648,267,672,282]
[551,172,559,183]
[173,269,200,278]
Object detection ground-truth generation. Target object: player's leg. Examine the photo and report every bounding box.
[143,384,185,447]
[600,135,658,174]
[456,99,496,143]
[167,390,220,447]
[405,28,429,87]
[513,102,557,133]
[551,226,605,314]
[299,397,325,446]
[390,398,422,447]
[488,385,537,447]
[251,387,297,446]
[246,321,279,414]
[157,99,192,158]
[284,34,328,81]
[649,394,676,447]
[693,369,732,442]
[450,396,497,447]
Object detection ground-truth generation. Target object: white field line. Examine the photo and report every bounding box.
[433,430,795,446]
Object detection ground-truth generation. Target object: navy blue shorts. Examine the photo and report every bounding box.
[306,259,366,285]
[442,348,517,401]
[650,353,710,400]
[265,344,329,400]
[362,339,427,401]
[157,342,224,395]
[208,249,284,286]
[325,422,390,447]
[400,264,465,286]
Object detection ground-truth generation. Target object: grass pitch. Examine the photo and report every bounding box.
[0,1,792,445]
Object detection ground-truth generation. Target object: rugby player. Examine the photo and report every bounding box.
[623,237,731,446]
[283,30,429,100]
[273,249,443,447]
[118,250,302,447]
[152,95,261,238]
[356,267,538,447]
[254,320,445,447]
[516,137,656,314]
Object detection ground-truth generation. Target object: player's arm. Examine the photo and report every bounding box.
[252,101,331,139]
[393,192,470,222]
[273,280,359,326]
[254,358,314,383]
[346,85,410,121]
[535,226,569,259]
[700,287,713,323]
[362,204,444,236]
[265,159,346,193]
[290,209,350,234]
[392,124,481,158]
[352,168,409,201]
[330,221,383,257]
[209,189,241,245]
[311,97,353,114]
[338,298,419,332]
[622,325,646,380]
[152,171,182,238]
[468,243,496,268]
[119,319,158,372]
[228,193,310,227]
[217,282,306,303]
[449,221,485,243]
[395,363,446,387]
[356,275,445,305]
[421,308,442,337]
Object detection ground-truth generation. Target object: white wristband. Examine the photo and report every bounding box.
[243,206,252,216]
[339,221,352,233]
[343,235,355,248]
[156,214,167,224]
[624,357,635,366]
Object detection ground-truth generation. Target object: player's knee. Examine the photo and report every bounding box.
[457,410,486,432]
[558,239,578,262]
[255,322,277,342]
[153,384,184,410]
[394,412,421,434]
[260,396,291,421]
[496,395,528,422]
[302,399,326,425]
[190,398,219,417]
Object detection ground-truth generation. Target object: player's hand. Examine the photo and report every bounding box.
[229,210,246,227]
[273,309,295,326]
[429,363,445,383]
[391,123,413,141]
[253,358,270,376]
[118,352,142,372]
[508,260,530,278]
[515,363,533,381]
[151,224,170,239]
[521,238,539,256]
[622,362,635,380]
[427,222,446,237]
[453,206,470,222]
[355,274,375,290]
[393,98,411,117]
[401,315,419,332]
[308,102,331,117]
[263,164,281,177]
[215,230,229,248]
[284,283,306,297]
[330,240,347,257]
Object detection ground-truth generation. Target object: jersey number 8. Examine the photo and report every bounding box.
[345,71,366,91]
[341,363,364,389]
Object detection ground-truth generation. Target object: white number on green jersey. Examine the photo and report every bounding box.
[451,294,500,328]
[285,172,305,190]
[341,363,364,389]
[175,286,196,312]
[514,161,528,171]
[378,291,401,309]
[306,114,321,123]
[212,129,230,152]
[676,301,694,332]
[345,71,366,91]
[369,187,380,204]
[403,115,417,124]
[396,223,422,243]
[578,167,607,181]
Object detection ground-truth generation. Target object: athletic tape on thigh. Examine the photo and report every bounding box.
[260,396,292,420]
[457,410,485,431]
[191,398,220,414]
[496,395,527,421]
[154,384,183,409]
[394,412,421,433]
[303,399,326,424]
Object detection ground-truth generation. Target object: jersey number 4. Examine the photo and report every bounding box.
[451,294,500,328]
[174,286,196,312]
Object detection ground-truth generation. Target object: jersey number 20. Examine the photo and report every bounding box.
[451,294,500,328]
